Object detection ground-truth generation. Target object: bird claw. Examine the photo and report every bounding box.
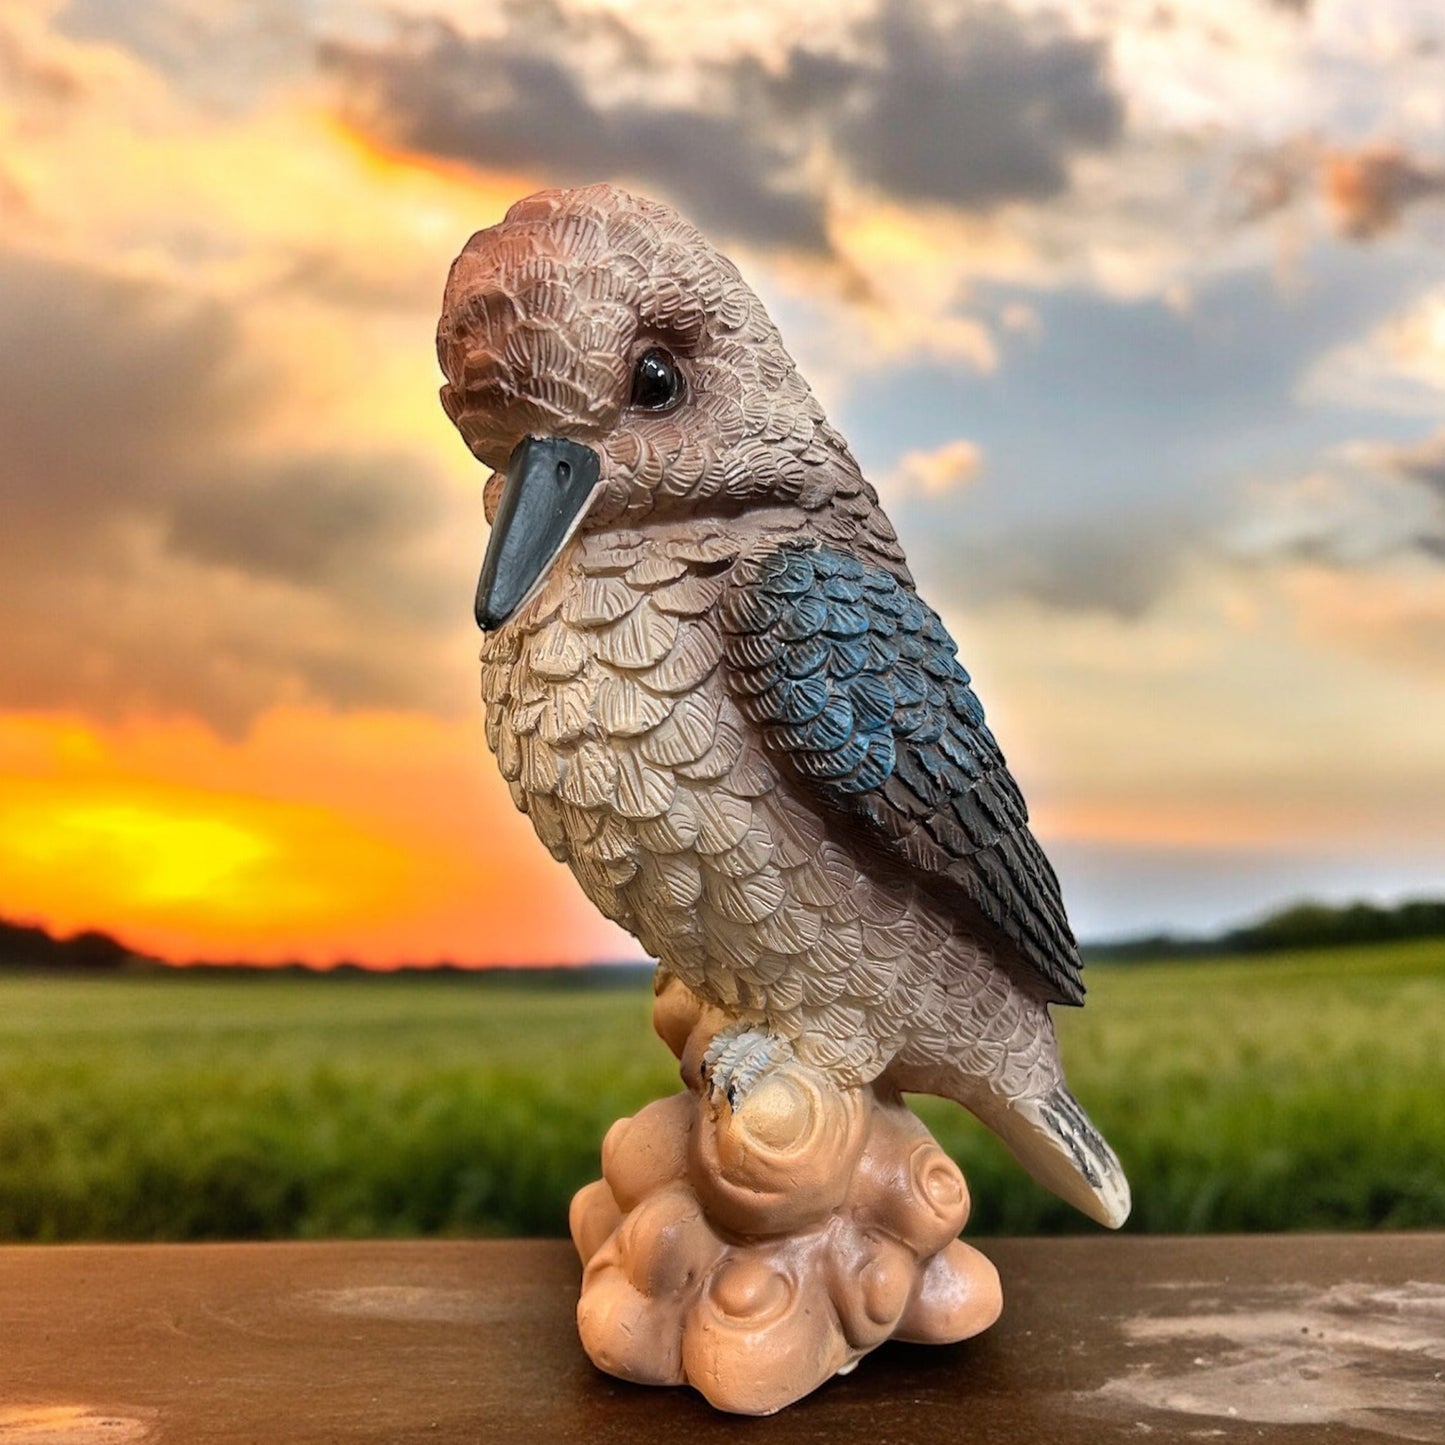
[700,1027,793,1111]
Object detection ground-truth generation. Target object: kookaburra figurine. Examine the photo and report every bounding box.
[438,185,1129,1414]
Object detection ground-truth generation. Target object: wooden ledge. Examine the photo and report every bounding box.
[1,1236,1441,1444]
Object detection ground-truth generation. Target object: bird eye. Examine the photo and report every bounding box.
[630,347,685,412]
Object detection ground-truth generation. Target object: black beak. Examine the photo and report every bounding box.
[474,436,603,631]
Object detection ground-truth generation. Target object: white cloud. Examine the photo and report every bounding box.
[1303,284,1445,413]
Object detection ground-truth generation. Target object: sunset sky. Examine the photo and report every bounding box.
[2,0,1442,965]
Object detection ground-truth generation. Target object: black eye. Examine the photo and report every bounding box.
[630,347,685,412]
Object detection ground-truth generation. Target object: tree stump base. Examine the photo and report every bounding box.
[569,969,1002,1415]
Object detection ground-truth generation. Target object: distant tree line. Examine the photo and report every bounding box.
[1084,895,1445,961]
[0,918,145,972]
[1223,898,1445,952]
[0,915,651,984]
[2,896,1441,975]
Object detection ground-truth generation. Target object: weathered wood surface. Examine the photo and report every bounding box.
[1,1236,1441,1444]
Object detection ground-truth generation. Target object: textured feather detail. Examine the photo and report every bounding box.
[595,674,671,736]
[638,690,720,767]
[557,738,616,809]
[624,553,689,587]
[652,572,727,616]
[692,789,755,855]
[537,678,593,747]
[613,749,675,820]
[633,786,702,853]
[633,622,723,693]
[527,622,587,681]
[672,717,743,781]
[721,540,1085,1006]
[562,574,639,627]
[595,604,679,669]
[709,824,774,879]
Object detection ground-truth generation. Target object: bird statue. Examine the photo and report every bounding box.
[437,184,1129,1409]
[439,186,1127,1231]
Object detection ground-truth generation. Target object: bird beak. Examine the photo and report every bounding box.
[474,435,604,631]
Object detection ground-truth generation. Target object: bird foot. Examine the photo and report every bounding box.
[700,1026,794,1112]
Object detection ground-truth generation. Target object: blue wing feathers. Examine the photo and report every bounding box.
[720,539,1086,1006]
[829,637,873,675]
[849,673,895,731]
[820,574,864,604]
[821,602,871,639]
[776,593,829,640]
[779,634,831,679]
[841,734,895,793]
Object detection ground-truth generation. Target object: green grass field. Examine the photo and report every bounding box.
[0,940,1441,1241]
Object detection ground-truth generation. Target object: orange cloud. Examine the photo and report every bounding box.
[0,708,632,967]
[1322,143,1445,241]
[1281,562,1445,680]
[319,109,536,201]
[889,438,984,498]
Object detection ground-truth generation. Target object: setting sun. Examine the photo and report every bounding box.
[13,797,275,907]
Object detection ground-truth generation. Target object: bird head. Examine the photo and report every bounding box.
[437,184,849,630]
